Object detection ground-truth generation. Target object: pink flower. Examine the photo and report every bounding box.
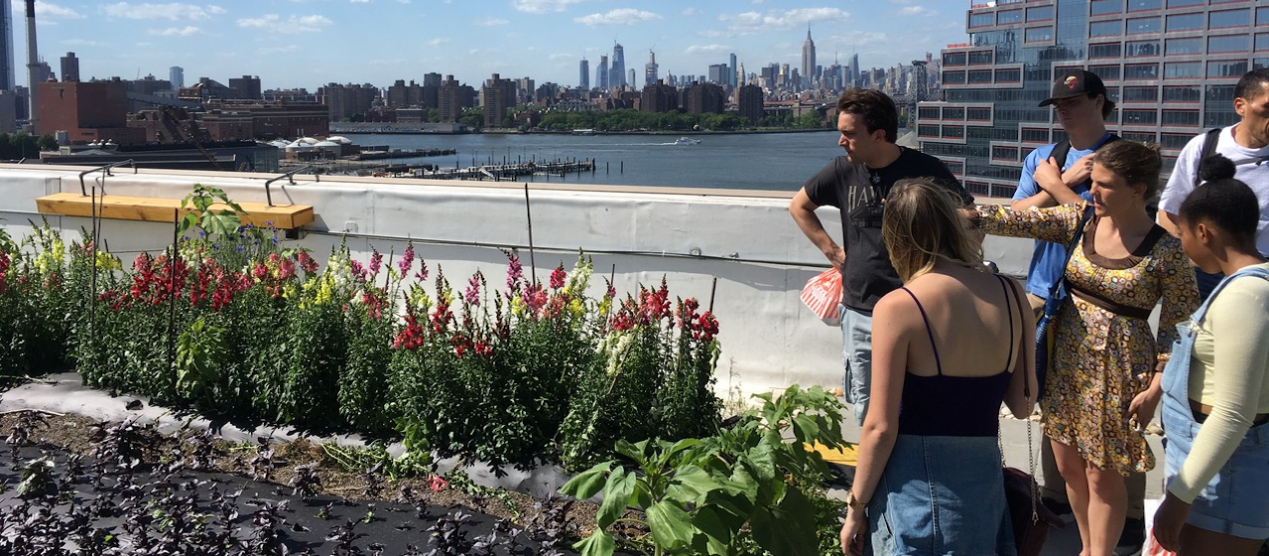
[398,243,415,276]
[464,273,481,306]
[549,265,566,289]
[369,250,383,276]
[505,252,523,292]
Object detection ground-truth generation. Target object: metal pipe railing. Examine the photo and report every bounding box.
[77,160,137,196]
[263,165,320,207]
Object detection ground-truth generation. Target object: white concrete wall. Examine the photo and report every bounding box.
[0,163,1035,399]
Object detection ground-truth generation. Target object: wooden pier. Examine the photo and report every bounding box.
[420,159,596,181]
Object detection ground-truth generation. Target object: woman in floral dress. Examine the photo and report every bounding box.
[975,141,1199,556]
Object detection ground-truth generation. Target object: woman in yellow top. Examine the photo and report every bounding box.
[974,140,1199,556]
[1153,155,1269,555]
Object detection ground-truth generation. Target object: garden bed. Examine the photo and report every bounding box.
[0,410,594,556]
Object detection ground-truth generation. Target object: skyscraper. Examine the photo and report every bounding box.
[597,55,609,90]
[579,57,589,90]
[919,1,1260,198]
[801,27,816,91]
[850,53,860,87]
[59,52,78,82]
[169,66,184,90]
[644,49,658,87]
[0,0,13,91]
[610,42,626,88]
[729,53,738,87]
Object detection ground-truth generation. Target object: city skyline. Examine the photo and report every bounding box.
[17,0,963,90]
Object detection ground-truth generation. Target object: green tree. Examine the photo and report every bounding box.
[796,111,826,129]
[459,112,484,129]
[36,134,59,152]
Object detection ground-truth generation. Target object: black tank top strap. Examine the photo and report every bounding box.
[996,274,1016,374]
[899,286,942,376]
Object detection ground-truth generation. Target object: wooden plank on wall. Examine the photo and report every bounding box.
[35,193,315,230]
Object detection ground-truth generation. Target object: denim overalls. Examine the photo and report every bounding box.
[1160,266,1269,539]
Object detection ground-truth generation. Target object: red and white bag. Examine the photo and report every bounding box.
[801,268,843,326]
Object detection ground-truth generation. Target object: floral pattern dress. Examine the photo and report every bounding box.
[981,203,1199,475]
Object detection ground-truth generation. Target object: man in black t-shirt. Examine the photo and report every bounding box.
[789,89,972,425]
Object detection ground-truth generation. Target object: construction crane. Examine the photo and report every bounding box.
[160,107,222,171]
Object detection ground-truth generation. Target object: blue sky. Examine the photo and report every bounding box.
[20,0,968,90]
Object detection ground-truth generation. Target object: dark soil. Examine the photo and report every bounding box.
[0,410,610,555]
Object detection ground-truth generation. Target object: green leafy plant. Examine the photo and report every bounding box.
[561,385,849,556]
[175,316,227,406]
[178,183,249,240]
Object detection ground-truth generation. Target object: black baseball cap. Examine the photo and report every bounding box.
[1038,69,1107,107]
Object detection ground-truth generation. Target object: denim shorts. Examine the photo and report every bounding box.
[1162,402,1269,539]
[867,434,1016,556]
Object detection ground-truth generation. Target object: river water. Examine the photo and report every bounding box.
[340,131,843,192]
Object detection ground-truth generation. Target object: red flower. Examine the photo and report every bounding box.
[549,265,566,289]
[296,250,319,274]
[427,475,448,492]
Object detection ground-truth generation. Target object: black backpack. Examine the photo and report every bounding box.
[1049,134,1120,188]
[1193,127,1224,188]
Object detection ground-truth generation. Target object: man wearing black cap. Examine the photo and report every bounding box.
[1011,69,1147,556]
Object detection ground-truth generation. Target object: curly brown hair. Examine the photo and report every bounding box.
[1092,140,1163,199]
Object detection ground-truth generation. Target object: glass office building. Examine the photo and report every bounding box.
[919,0,1266,198]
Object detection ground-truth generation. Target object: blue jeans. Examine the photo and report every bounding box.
[840,305,873,426]
[867,435,1017,555]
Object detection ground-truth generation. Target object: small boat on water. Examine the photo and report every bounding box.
[572,129,596,136]
[672,137,702,145]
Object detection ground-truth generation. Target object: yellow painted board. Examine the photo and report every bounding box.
[806,441,858,466]
[36,193,314,230]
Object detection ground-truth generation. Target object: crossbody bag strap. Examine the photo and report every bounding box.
[1047,205,1094,302]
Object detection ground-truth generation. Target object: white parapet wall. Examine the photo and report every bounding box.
[0,163,1035,399]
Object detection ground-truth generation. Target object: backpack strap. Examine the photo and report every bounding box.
[1193,127,1224,188]
[1049,140,1071,171]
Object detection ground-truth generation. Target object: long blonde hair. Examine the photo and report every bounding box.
[882,178,984,282]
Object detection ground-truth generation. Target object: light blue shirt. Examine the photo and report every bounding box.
[1012,133,1113,298]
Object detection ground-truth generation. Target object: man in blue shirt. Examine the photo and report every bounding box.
[1013,70,1117,314]
[1015,69,1146,556]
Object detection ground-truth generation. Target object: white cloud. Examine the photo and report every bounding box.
[575,8,661,26]
[548,52,574,60]
[713,8,850,36]
[32,1,85,19]
[148,25,203,36]
[686,44,730,54]
[259,44,300,54]
[898,6,937,16]
[680,8,698,16]
[474,17,509,26]
[101,2,224,20]
[512,0,596,14]
[62,38,104,47]
[427,37,450,46]
[237,14,333,33]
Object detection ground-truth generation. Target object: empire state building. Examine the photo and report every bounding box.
[801,27,816,91]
